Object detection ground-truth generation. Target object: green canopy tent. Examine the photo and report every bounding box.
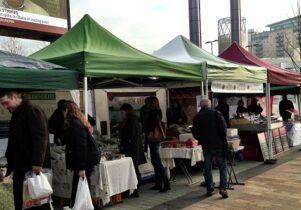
[0,50,78,90]
[31,14,202,115]
[153,35,267,95]
[153,35,266,83]
[31,14,201,83]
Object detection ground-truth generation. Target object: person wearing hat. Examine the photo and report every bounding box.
[247,98,263,115]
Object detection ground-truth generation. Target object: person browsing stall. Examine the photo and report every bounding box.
[192,98,229,199]
[144,97,170,192]
[62,101,101,210]
[0,91,51,210]
[279,95,294,122]
[119,103,145,197]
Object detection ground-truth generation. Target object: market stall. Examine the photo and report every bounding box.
[51,146,138,207]
[220,42,301,162]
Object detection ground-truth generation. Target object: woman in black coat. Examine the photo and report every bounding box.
[119,103,145,197]
[63,101,101,209]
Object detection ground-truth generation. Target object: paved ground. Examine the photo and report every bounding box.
[52,147,301,210]
[103,147,301,210]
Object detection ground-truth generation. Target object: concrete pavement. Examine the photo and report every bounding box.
[105,147,301,210]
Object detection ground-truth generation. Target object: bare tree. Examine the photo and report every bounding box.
[284,1,301,71]
[0,37,25,55]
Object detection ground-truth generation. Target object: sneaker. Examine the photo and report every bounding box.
[206,188,214,196]
[219,189,228,198]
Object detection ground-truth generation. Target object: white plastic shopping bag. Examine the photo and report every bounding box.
[27,172,53,199]
[23,170,53,209]
[72,176,94,210]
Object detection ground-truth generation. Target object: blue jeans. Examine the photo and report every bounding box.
[203,150,228,191]
[149,142,167,187]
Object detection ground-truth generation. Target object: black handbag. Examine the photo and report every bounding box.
[86,132,101,167]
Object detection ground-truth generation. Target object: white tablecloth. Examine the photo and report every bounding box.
[90,157,138,205]
[160,146,203,169]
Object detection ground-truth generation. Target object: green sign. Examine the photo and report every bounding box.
[23,93,56,100]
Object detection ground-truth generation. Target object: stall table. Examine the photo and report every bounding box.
[160,146,203,185]
[51,147,138,207]
[90,157,138,205]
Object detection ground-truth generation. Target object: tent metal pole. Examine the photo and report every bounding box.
[201,61,207,97]
[201,81,204,96]
[265,82,276,164]
[83,77,88,119]
[298,85,301,118]
[205,79,209,96]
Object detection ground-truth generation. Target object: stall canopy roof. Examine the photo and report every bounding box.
[219,42,301,85]
[0,50,78,90]
[31,15,202,85]
[153,35,267,83]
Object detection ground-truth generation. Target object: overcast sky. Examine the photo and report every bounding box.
[69,0,299,55]
[2,0,297,56]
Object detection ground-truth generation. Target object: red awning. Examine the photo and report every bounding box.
[219,42,301,85]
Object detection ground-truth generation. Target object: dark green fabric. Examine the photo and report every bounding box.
[0,67,78,90]
[31,14,201,82]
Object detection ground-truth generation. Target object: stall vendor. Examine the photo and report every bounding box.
[236,99,248,117]
[247,98,263,115]
[166,100,187,126]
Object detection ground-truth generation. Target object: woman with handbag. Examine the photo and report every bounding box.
[145,108,170,192]
[63,101,102,210]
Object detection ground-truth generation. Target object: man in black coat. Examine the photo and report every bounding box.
[0,91,51,210]
[279,95,294,121]
[192,98,229,198]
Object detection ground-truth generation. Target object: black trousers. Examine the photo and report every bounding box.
[13,170,51,210]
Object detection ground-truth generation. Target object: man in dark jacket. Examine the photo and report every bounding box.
[279,95,294,121]
[192,98,229,198]
[0,91,51,210]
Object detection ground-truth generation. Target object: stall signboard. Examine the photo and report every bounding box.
[257,132,270,161]
[211,81,263,93]
[0,0,69,41]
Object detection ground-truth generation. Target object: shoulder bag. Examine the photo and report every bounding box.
[147,122,166,143]
[86,132,101,167]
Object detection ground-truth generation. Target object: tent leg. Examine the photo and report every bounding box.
[298,85,301,119]
[205,79,208,96]
[200,81,204,96]
[265,82,277,164]
[83,77,88,119]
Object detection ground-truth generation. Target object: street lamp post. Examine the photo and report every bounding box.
[246,43,259,54]
[205,39,218,54]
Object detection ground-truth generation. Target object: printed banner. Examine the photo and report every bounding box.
[211,81,264,93]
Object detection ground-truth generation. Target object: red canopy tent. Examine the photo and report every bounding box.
[219,42,301,85]
[219,42,301,163]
